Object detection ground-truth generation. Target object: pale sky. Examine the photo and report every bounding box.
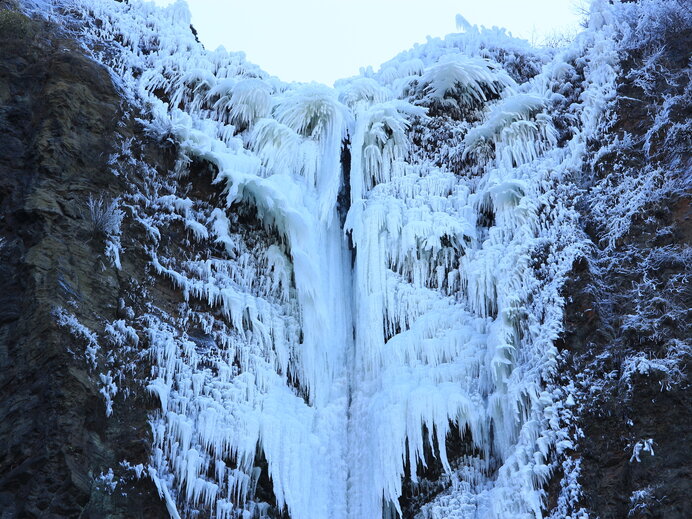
[153,0,586,85]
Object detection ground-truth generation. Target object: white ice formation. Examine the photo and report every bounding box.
[26,0,659,517]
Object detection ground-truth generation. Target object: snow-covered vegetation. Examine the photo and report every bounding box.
[24,0,690,518]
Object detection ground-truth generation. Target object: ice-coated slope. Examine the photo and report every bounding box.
[21,0,678,518]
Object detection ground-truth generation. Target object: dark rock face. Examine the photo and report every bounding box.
[0,7,167,518]
[552,17,691,519]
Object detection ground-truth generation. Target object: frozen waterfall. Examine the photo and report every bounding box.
[31,0,631,517]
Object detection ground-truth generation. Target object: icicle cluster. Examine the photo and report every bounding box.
[30,0,645,518]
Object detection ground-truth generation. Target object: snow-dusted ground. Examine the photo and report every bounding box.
[23,0,690,518]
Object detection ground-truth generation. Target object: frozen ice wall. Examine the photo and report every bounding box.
[25,0,649,517]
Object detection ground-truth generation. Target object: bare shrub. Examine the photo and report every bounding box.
[85,195,124,237]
